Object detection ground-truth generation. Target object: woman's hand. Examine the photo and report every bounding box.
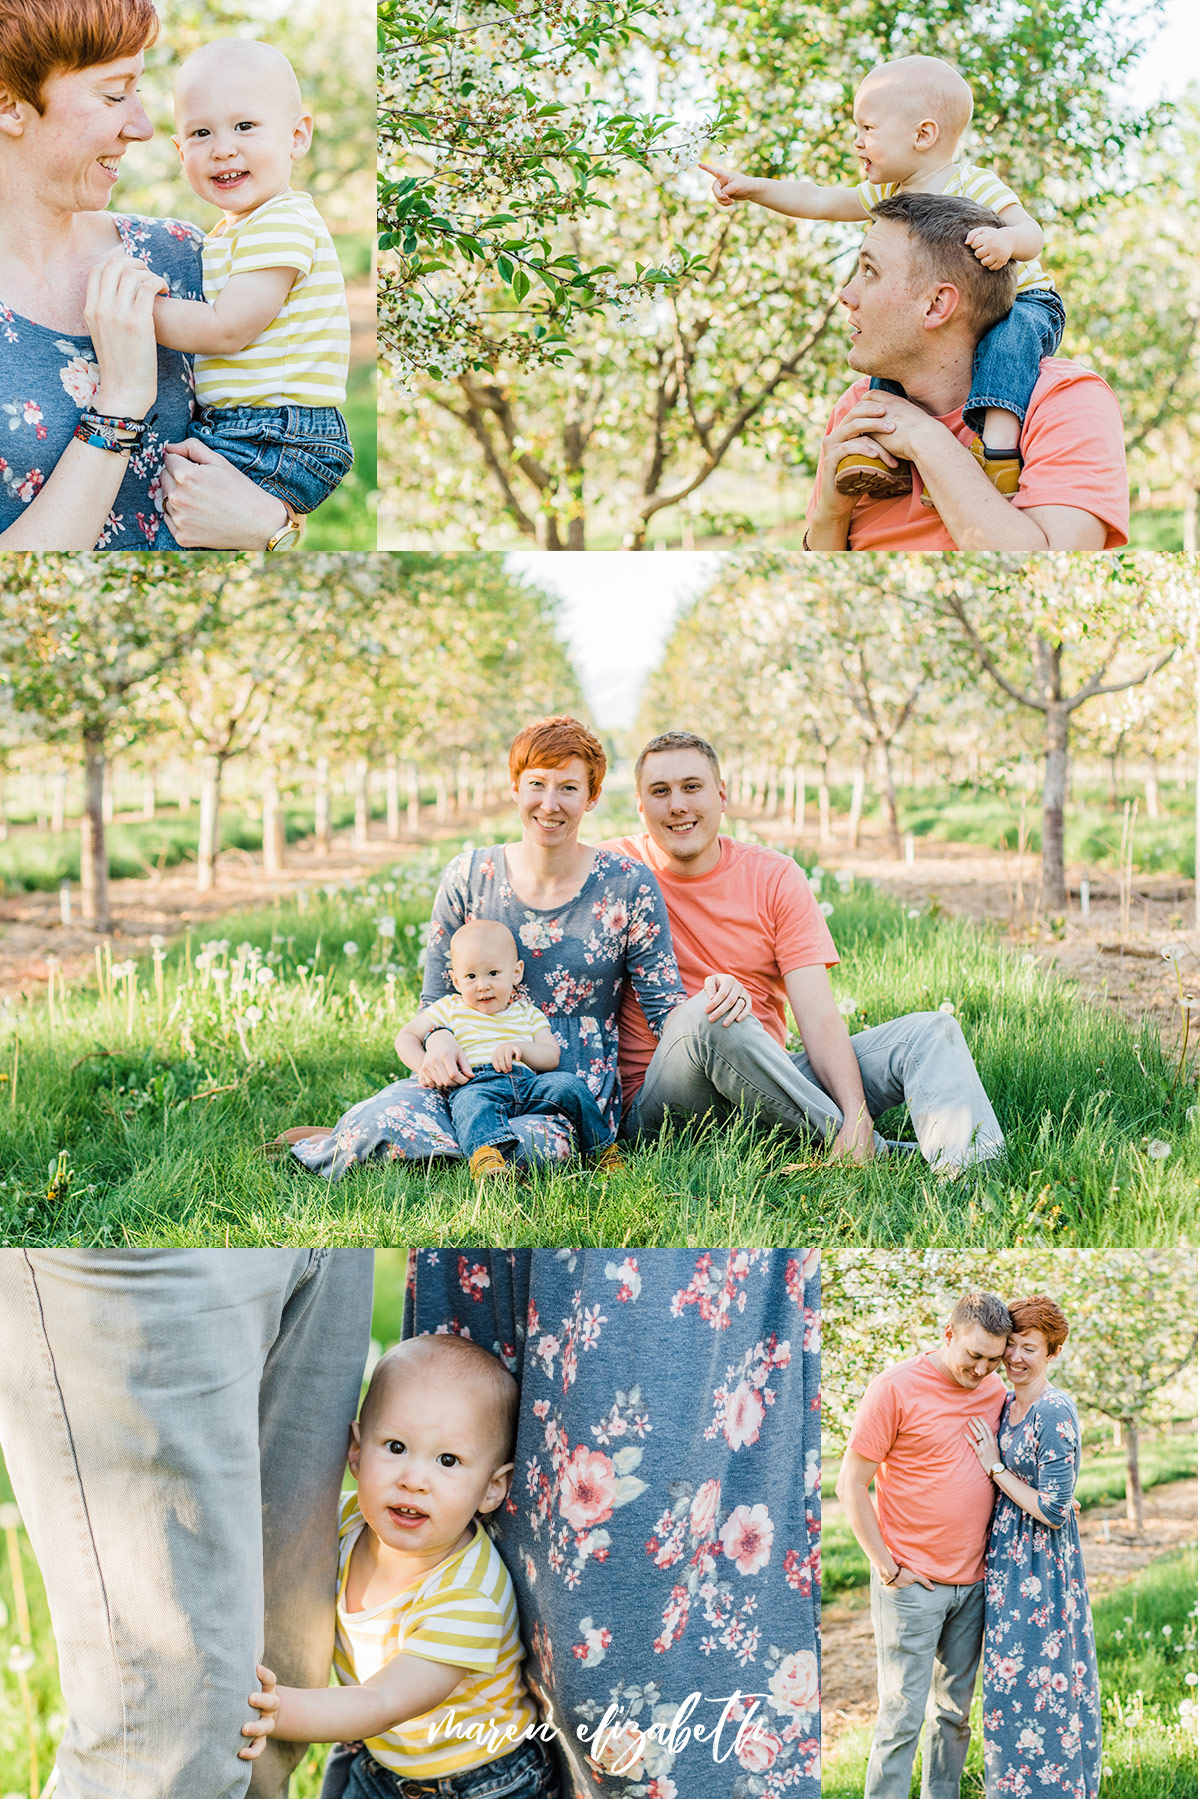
[239,1664,279,1761]
[417,1030,474,1089]
[966,1416,1001,1472]
[161,438,290,549]
[703,971,753,1026]
[86,253,167,420]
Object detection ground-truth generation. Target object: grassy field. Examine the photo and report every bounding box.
[305,359,377,551]
[821,1547,1199,1798]
[0,846,1197,1248]
[820,1434,1199,1600]
[899,783,1195,881]
[0,1252,408,1799]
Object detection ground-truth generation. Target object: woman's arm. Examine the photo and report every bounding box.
[0,256,164,550]
[622,867,688,1035]
[967,1402,1075,1528]
[241,1657,464,1757]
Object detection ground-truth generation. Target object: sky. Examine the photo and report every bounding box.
[509,4,1198,731]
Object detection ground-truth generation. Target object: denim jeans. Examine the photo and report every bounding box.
[871,287,1066,439]
[865,1573,985,1798]
[322,1736,558,1798]
[621,993,1004,1170]
[0,1249,375,1800]
[448,1065,612,1159]
[188,403,354,513]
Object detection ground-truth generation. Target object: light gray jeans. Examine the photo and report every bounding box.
[622,994,1005,1168]
[0,1249,374,1800]
[866,1572,985,1798]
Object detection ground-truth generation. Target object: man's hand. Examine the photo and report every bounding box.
[698,162,760,208]
[965,225,1015,269]
[828,1116,876,1163]
[703,971,753,1026]
[892,1565,936,1591]
[240,1664,279,1761]
[966,1416,1001,1471]
[417,1031,474,1089]
[491,1041,525,1073]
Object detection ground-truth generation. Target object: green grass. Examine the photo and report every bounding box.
[0,1253,409,1798]
[305,360,377,550]
[822,1547,1198,1798]
[898,784,1195,880]
[0,852,1198,1248]
[820,1435,1198,1600]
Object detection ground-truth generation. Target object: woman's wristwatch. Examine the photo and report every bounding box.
[990,1460,1006,1481]
[266,504,305,552]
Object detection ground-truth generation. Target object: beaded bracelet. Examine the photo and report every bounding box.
[79,409,148,445]
[73,423,131,456]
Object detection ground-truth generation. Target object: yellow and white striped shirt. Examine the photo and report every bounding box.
[334,1496,539,1779]
[856,162,1055,293]
[423,994,552,1068]
[195,189,350,407]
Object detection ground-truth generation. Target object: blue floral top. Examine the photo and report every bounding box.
[0,214,202,548]
[421,846,686,1134]
[405,1248,822,1799]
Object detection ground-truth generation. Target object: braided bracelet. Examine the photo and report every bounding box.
[80,409,148,445]
[73,423,131,456]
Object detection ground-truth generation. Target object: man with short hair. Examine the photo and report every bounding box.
[835,1292,1012,1798]
[606,732,1004,1169]
[805,192,1128,551]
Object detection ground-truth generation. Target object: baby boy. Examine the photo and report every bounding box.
[396,919,621,1179]
[240,1336,554,1798]
[152,38,353,525]
[703,54,1064,502]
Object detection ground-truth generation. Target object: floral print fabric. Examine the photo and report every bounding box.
[982,1387,1101,1798]
[405,1249,821,1800]
[293,847,685,1179]
[0,216,203,547]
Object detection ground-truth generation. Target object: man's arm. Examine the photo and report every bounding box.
[153,267,297,356]
[241,1656,464,1757]
[700,163,870,221]
[784,964,874,1160]
[866,396,1109,550]
[835,1450,934,1589]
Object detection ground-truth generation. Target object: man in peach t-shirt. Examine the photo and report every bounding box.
[605,732,1004,1169]
[805,192,1128,552]
[835,1292,1012,1799]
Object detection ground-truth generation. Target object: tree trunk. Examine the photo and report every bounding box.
[262,771,284,876]
[817,753,832,846]
[0,775,7,841]
[457,754,470,814]
[353,757,370,850]
[141,773,155,821]
[791,769,805,836]
[385,753,401,841]
[877,741,902,858]
[847,764,866,847]
[51,770,68,833]
[406,761,421,833]
[473,768,486,810]
[434,771,448,822]
[314,755,331,856]
[196,753,222,893]
[781,765,795,830]
[764,767,779,819]
[1144,754,1160,821]
[102,760,115,824]
[1122,1419,1144,1529]
[1040,650,1069,911]
[79,730,109,930]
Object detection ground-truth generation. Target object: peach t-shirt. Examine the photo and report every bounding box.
[848,1353,1008,1585]
[603,833,838,1104]
[807,358,1129,550]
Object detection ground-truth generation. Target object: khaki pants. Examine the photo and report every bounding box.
[865,1571,985,1799]
[0,1249,374,1799]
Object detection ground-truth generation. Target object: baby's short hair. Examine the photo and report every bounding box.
[449,918,519,966]
[361,1335,519,1466]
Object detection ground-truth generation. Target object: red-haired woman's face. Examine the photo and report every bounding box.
[511,755,597,847]
[8,53,152,214]
[1003,1328,1056,1386]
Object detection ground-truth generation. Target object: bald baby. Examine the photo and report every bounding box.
[857,55,973,153]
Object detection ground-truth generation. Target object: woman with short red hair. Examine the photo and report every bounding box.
[0,0,294,547]
[287,716,687,1177]
[967,1294,1101,1796]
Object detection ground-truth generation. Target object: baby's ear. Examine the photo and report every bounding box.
[171,134,183,163]
[479,1461,514,1515]
[291,110,314,159]
[512,959,524,986]
[347,1418,362,1475]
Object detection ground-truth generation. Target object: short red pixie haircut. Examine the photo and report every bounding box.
[1006,1294,1069,1356]
[0,0,158,111]
[509,715,607,800]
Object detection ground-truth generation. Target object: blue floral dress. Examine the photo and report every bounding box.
[0,214,202,548]
[293,846,686,1180]
[404,1249,822,1800]
[982,1387,1101,1799]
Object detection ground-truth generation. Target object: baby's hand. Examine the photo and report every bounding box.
[698,161,758,208]
[491,1042,523,1073]
[965,226,1013,270]
[240,1664,279,1761]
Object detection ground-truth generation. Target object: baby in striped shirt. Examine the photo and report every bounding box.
[396,918,621,1180]
[240,1336,556,1798]
[151,38,353,523]
[701,54,1065,503]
